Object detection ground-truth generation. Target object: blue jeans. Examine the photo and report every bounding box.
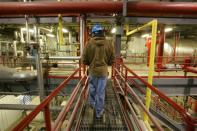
[88,75,107,117]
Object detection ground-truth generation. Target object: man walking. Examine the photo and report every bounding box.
[82,24,115,118]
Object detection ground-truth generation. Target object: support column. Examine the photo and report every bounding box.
[34,25,45,102]
[115,34,121,57]
[115,15,123,57]
[35,46,45,102]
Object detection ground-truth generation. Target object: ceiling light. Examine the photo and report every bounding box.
[21,28,34,33]
[165,27,173,33]
[62,28,68,33]
[46,34,55,38]
[141,34,151,38]
[111,27,116,34]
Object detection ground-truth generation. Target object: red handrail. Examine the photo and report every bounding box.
[65,77,89,130]
[152,97,180,121]
[121,63,196,130]
[53,75,87,130]
[12,68,80,131]
[114,68,163,131]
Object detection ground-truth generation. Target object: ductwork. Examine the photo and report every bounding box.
[0,2,197,17]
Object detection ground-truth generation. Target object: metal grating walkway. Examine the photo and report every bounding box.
[79,80,128,131]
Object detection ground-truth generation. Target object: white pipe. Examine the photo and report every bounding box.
[25,15,30,44]
[69,32,72,44]
[13,41,17,57]
[20,28,24,42]
[80,16,85,57]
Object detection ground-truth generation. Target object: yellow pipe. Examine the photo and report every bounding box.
[125,19,158,125]
[144,20,157,121]
[144,121,153,131]
[126,24,129,35]
[58,14,64,45]
[58,0,64,45]
[126,21,153,36]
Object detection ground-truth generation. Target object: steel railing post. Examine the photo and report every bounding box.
[44,104,52,131]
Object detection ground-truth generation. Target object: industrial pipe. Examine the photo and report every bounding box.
[0,104,62,111]
[156,25,165,71]
[0,2,197,17]
[185,67,197,74]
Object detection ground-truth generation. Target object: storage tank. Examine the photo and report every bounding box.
[164,38,197,65]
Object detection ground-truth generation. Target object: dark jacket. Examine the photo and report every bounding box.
[82,37,115,77]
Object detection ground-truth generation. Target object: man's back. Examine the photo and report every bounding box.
[82,37,115,77]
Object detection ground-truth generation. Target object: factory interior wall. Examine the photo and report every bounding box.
[126,36,197,58]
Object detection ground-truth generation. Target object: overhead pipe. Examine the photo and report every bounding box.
[0,2,197,17]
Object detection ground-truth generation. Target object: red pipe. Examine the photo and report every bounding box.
[173,32,179,63]
[0,2,197,17]
[0,2,121,15]
[156,25,165,71]
[127,2,197,17]
[185,67,197,74]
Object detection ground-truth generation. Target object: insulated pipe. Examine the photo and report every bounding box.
[0,2,197,17]
[0,104,62,111]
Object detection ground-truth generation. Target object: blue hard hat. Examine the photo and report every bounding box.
[91,24,103,34]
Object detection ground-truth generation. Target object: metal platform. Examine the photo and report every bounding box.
[79,80,128,131]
